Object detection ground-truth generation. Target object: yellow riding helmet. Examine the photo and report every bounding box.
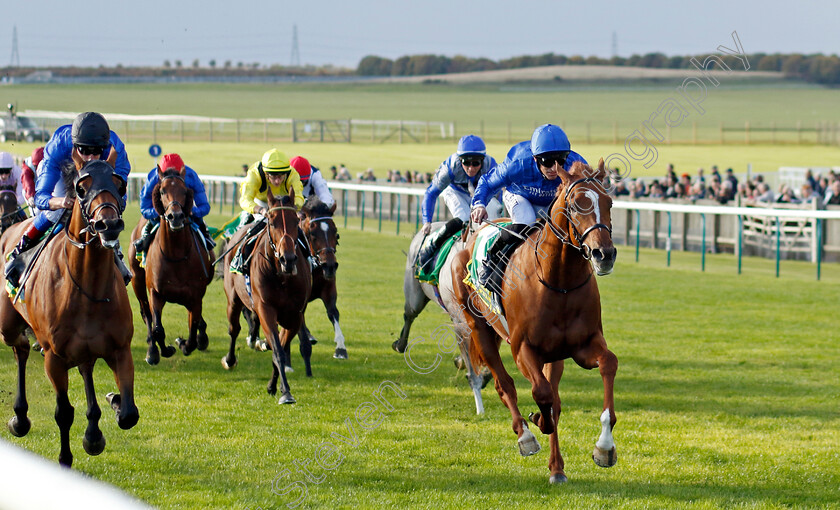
[261,148,291,173]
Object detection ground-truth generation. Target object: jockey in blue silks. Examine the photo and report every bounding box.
[416,135,502,268]
[470,123,588,284]
[4,112,133,287]
[133,153,215,254]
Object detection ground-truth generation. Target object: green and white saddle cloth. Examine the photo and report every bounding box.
[463,222,511,317]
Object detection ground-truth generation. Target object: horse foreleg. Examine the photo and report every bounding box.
[104,346,139,431]
[261,311,295,404]
[515,341,556,436]
[323,288,347,359]
[78,361,105,456]
[184,304,207,354]
[150,291,177,359]
[136,282,160,366]
[44,352,74,467]
[543,361,567,484]
[573,334,618,469]
[393,272,429,353]
[6,337,31,437]
[222,298,243,370]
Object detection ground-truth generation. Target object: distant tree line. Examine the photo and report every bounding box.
[356,52,840,85]
[0,64,353,79]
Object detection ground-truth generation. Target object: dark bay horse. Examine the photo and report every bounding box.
[0,186,27,235]
[221,189,312,404]
[296,197,347,359]
[0,156,137,467]
[451,159,618,484]
[128,167,213,365]
[393,220,489,415]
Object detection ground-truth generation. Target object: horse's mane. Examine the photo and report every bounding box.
[554,160,608,199]
[61,159,77,199]
[303,195,333,217]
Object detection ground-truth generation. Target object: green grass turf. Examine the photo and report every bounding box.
[0,203,838,509]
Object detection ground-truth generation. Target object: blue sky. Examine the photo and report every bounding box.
[3,0,838,68]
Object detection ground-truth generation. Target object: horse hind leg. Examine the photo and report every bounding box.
[79,361,106,456]
[222,299,243,370]
[150,295,177,361]
[392,270,429,353]
[326,298,348,360]
[242,308,261,350]
[296,314,313,377]
[6,337,31,437]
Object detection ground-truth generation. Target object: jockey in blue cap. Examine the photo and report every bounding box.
[4,111,133,287]
[416,135,502,268]
[470,124,588,284]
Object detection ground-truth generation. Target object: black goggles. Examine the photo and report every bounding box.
[75,144,105,156]
[460,157,482,167]
[536,152,569,169]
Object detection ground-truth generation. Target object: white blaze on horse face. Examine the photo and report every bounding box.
[320,222,329,233]
[582,189,602,225]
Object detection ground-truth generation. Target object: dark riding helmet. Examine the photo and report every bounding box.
[71,112,111,149]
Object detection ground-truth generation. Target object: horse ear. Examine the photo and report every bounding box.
[71,147,85,171]
[266,187,276,206]
[289,186,295,205]
[329,202,337,215]
[105,147,118,167]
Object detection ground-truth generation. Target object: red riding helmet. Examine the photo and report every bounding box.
[159,153,185,173]
[290,156,312,182]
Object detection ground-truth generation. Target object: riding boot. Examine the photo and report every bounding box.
[113,242,133,286]
[297,229,317,270]
[191,215,216,249]
[479,223,528,292]
[417,217,464,272]
[132,220,157,254]
[230,219,265,275]
[4,226,41,288]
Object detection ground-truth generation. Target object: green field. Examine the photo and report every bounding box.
[3,81,839,181]
[0,203,838,509]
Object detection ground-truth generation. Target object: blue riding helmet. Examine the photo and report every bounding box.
[530,124,571,156]
[456,134,486,157]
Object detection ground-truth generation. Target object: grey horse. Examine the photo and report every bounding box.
[393,221,489,415]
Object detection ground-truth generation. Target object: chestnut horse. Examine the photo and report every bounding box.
[451,159,618,484]
[128,167,213,365]
[221,189,312,404]
[295,197,347,359]
[0,156,137,467]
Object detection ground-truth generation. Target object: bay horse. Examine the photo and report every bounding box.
[221,189,312,404]
[295,196,347,360]
[393,220,489,415]
[451,159,618,484]
[128,166,213,365]
[0,155,137,467]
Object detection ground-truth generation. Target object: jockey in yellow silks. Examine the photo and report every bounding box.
[229,148,310,274]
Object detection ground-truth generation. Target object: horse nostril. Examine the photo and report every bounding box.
[592,249,604,261]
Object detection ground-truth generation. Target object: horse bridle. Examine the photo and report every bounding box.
[543,177,612,260]
[264,205,298,263]
[306,216,337,263]
[69,178,126,248]
[159,173,187,226]
[0,190,24,227]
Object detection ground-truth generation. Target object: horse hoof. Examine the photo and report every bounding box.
[333,348,348,359]
[267,385,277,396]
[278,393,296,405]
[453,355,465,370]
[479,368,493,389]
[391,340,406,353]
[221,356,237,370]
[517,429,541,457]
[197,335,209,351]
[593,445,617,468]
[176,337,194,356]
[549,473,568,484]
[7,415,31,437]
[309,337,318,345]
[528,412,541,427]
[160,345,177,358]
[284,365,294,373]
[83,434,106,456]
[105,392,121,412]
[246,336,257,349]
[256,340,269,352]
[118,409,139,430]
[145,349,160,366]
